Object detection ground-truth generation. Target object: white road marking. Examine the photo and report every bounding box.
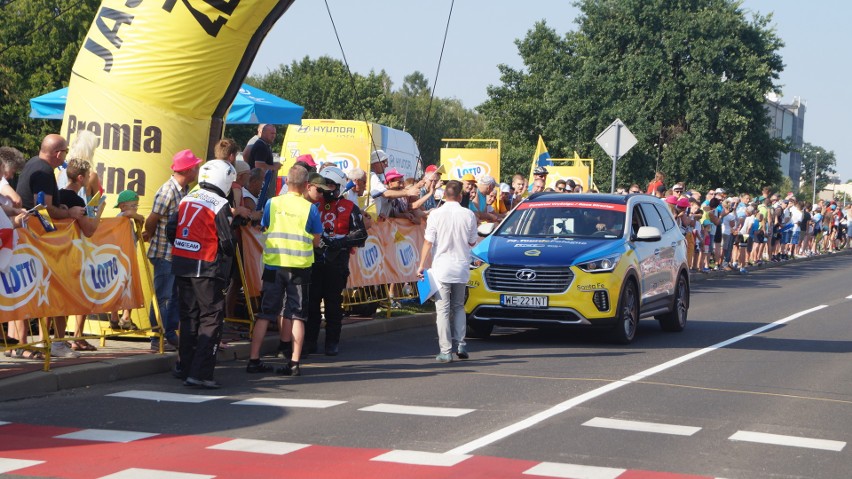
[207,438,309,455]
[107,390,223,403]
[359,403,475,417]
[583,417,701,436]
[846,294,852,299]
[729,430,845,451]
[55,429,159,443]
[0,421,9,427]
[370,450,471,467]
[0,458,44,474]
[97,468,214,479]
[523,462,626,479]
[445,305,828,455]
[232,398,346,408]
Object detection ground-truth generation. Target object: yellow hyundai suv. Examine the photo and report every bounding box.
[466,193,690,343]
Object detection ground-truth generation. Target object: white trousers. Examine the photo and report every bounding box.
[434,282,467,354]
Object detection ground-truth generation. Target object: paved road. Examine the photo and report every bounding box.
[1,254,851,478]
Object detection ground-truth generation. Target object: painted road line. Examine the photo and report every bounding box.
[207,438,309,455]
[0,458,44,475]
[371,450,471,467]
[445,304,828,455]
[107,390,224,403]
[729,430,846,451]
[98,468,214,479]
[847,295,852,299]
[232,398,346,408]
[55,429,159,443]
[359,403,475,417]
[0,422,9,426]
[583,417,701,436]
[523,462,626,479]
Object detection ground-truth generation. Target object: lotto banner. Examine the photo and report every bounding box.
[1,218,144,322]
[239,219,427,295]
[545,157,596,191]
[440,140,501,181]
[62,0,295,217]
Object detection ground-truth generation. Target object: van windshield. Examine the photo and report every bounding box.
[495,200,626,239]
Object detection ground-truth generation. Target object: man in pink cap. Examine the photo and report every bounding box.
[143,149,202,353]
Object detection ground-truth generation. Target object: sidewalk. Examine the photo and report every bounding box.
[0,312,436,402]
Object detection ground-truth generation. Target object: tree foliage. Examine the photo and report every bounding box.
[247,57,483,167]
[0,0,101,155]
[797,142,837,202]
[479,0,786,192]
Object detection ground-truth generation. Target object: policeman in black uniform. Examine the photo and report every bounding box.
[304,166,367,356]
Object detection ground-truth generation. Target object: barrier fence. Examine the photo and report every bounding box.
[1,217,428,370]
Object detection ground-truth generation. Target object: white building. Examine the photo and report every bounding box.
[765,94,805,189]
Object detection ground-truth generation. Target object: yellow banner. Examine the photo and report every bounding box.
[545,158,596,191]
[440,146,500,181]
[62,0,293,217]
[1,218,144,322]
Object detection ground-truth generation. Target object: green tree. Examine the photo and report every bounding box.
[0,0,101,155]
[797,142,837,202]
[479,1,786,192]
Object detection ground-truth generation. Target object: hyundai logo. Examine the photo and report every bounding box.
[516,269,537,281]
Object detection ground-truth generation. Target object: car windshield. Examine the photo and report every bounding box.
[495,200,626,239]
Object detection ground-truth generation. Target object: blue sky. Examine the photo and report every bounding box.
[250,1,851,184]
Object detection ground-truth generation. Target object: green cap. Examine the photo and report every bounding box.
[114,189,139,208]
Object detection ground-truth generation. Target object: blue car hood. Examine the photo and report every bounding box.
[472,235,624,267]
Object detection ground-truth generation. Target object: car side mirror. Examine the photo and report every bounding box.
[477,222,496,237]
[635,226,662,242]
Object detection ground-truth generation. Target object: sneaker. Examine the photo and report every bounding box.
[50,341,80,358]
[435,353,453,363]
[246,360,273,374]
[276,361,300,376]
[171,363,186,380]
[183,377,222,389]
[456,346,469,360]
[739,267,748,274]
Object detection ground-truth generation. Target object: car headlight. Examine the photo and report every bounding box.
[576,254,621,273]
[470,253,486,270]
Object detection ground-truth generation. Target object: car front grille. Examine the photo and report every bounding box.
[483,266,573,293]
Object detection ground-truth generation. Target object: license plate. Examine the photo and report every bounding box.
[501,294,548,308]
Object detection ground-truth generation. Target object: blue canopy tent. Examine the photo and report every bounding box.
[29,83,304,125]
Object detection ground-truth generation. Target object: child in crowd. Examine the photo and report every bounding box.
[109,190,143,331]
[699,219,713,272]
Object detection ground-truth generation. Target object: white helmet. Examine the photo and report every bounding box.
[319,166,347,189]
[198,159,236,196]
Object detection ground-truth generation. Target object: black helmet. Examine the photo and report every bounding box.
[533,166,549,175]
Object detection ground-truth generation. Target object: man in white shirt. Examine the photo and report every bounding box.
[417,180,478,363]
[788,199,803,257]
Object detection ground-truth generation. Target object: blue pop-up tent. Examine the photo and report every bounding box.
[29,83,304,125]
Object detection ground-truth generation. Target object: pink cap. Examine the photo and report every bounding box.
[384,168,404,183]
[676,197,690,209]
[665,195,678,205]
[425,164,438,174]
[171,149,202,172]
[296,154,316,167]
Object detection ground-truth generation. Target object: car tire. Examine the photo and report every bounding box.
[611,279,639,344]
[466,319,494,339]
[657,273,689,332]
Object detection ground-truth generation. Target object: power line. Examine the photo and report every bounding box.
[415,0,454,155]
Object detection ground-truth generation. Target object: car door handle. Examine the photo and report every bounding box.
[654,248,660,255]
[671,242,677,248]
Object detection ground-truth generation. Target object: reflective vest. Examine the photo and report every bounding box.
[263,193,314,268]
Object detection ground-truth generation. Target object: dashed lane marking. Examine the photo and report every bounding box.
[231,397,346,408]
[206,438,309,455]
[445,305,828,455]
[370,450,472,467]
[583,417,701,436]
[523,461,626,479]
[107,390,224,403]
[729,430,846,451]
[0,458,45,475]
[97,468,215,479]
[55,429,159,443]
[359,403,475,417]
